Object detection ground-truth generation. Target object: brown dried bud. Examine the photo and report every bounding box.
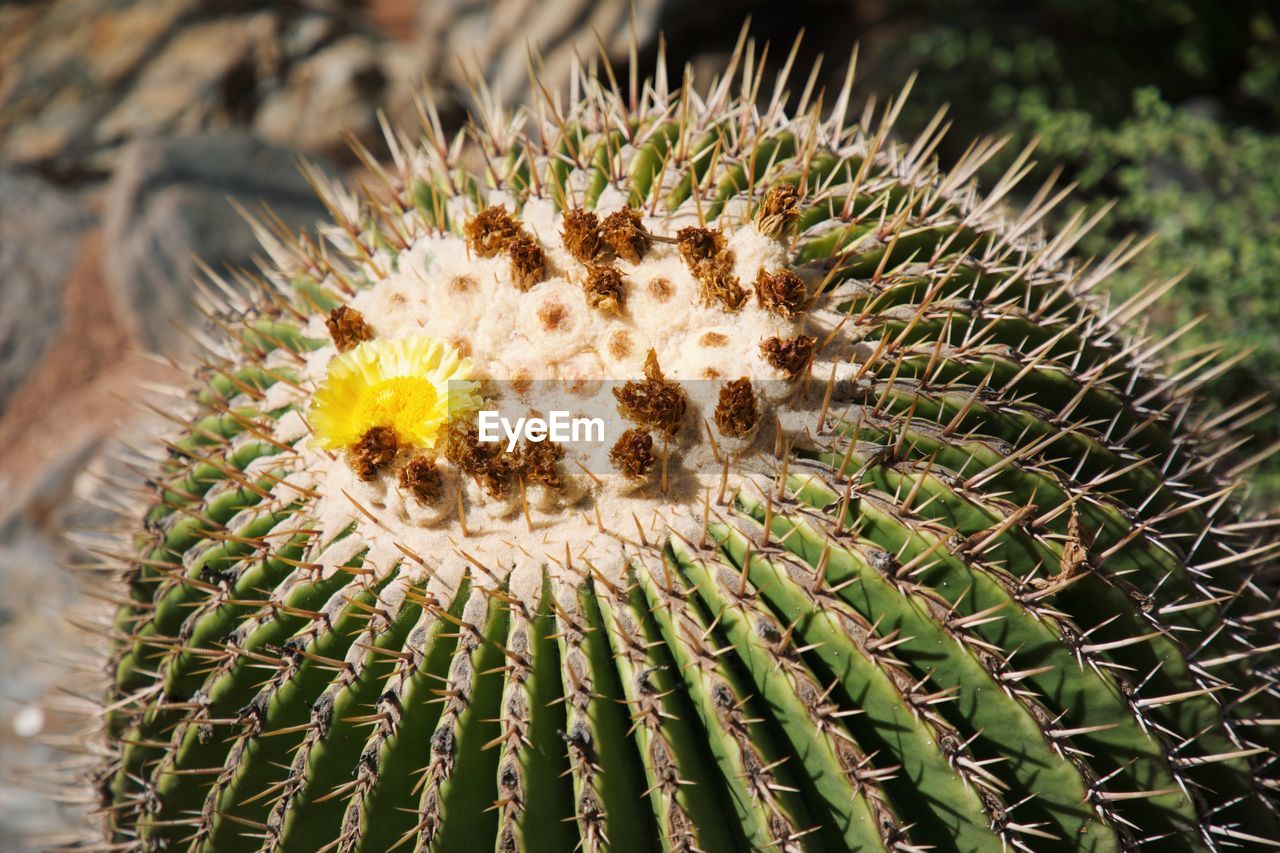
[584,264,625,315]
[350,426,398,480]
[642,349,666,383]
[444,419,519,499]
[677,227,745,311]
[613,350,686,437]
[754,268,808,318]
[696,257,747,311]
[714,378,758,437]
[508,235,547,291]
[609,429,655,480]
[398,455,443,505]
[761,335,817,377]
[755,185,801,239]
[675,227,725,267]
[326,305,373,352]
[561,209,602,263]
[601,207,650,263]
[520,439,565,491]
[464,206,521,257]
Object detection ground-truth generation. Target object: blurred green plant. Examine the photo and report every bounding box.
[1024,89,1280,505]
[872,0,1280,506]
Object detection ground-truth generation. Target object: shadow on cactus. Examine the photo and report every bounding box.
[86,29,1280,853]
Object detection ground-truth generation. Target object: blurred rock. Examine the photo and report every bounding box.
[255,35,387,155]
[417,0,661,110]
[0,0,400,174]
[0,168,92,413]
[0,0,856,180]
[0,0,200,173]
[368,0,418,40]
[0,526,75,705]
[0,521,84,851]
[403,0,866,140]
[92,11,281,148]
[102,132,333,356]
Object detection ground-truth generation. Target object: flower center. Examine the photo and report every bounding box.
[351,376,440,444]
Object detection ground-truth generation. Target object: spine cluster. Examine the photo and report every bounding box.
[81,28,1280,853]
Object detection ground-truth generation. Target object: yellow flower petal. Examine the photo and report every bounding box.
[308,335,480,450]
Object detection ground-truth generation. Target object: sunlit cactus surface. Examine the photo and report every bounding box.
[90,31,1280,853]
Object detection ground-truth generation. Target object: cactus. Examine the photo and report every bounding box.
[88,31,1280,853]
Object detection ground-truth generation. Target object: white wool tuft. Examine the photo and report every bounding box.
[276,202,825,596]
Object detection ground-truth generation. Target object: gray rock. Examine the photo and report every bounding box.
[0,523,86,850]
[102,132,333,356]
[416,0,660,109]
[0,168,91,413]
[254,34,387,157]
[0,1,417,175]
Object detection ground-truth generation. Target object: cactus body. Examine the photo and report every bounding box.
[93,39,1280,852]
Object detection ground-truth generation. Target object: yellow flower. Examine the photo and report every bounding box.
[308,335,480,450]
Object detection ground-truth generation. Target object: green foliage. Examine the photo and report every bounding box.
[878,0,1280,506]
[1026,90,1280,503]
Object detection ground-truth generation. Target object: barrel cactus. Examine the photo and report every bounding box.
[92,34,1280,852]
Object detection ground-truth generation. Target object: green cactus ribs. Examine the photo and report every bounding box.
[85,25,1280,853]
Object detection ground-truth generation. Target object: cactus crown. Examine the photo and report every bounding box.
[89,28,1280,853]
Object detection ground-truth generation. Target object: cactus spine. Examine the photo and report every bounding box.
[87,30,1280,852]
